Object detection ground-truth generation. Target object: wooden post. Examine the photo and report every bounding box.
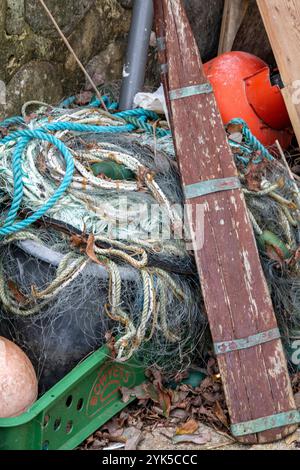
[154,0,298,444]
[218,0,249,55]
[257,0,300,146]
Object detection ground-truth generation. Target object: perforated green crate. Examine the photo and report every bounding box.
[0,345,146,450]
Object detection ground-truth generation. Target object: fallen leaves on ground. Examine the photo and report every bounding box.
[176,419,199,435]
[81,357,232,450]
[123,427,143,450]
[81,366,300,451]
[122,369,173,418]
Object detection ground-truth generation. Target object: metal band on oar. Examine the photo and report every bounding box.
[184,177,241,200]
[169,83,213,101]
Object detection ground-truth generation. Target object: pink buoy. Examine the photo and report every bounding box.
[0,337,38,418]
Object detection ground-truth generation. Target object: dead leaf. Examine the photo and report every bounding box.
[86,233,102,265]
[70,233,86,248]
[265,244,285,266]
[89,439,106,449]
[145,383,160,402]
[121,387,134,404]
[8,280,28,304]
[101,417,123,436]
[285,432,299,446]
[172,431,211,445]
[158,389,172,418]
[121,383,154,404]
[214,401,229,428]
[146,369,172,417]
[85,435,95,445]
[171,389,189,405]
[176,418,199,435]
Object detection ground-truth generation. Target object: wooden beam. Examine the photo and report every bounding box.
[155,0,297,444]
[218,0,249,55]
[233,0,275,65]
[257,0,300,145]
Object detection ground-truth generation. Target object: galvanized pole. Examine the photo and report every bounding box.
[119,0,154,111]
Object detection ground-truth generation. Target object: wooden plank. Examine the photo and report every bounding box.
[154,0,297,444]
[233,0,275,65]
[257,0,300,145]
[218,0,249,55]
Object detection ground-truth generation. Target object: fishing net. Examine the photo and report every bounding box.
[0,104,207,393]
[231,131,300,369]
[1,97,300,396]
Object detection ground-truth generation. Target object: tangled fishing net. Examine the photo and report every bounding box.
[227,120,300,369]
[0,101,206,392]
[1,93,300,394]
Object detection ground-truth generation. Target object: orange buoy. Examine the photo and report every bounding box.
[0,337,38,418]
[204,51,292,149]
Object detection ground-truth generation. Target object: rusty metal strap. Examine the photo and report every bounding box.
[231,410,300,437]
[214,328,281,355]
[169,83,213,101]
[184,177,241,200]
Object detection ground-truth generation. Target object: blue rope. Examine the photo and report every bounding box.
[114,109,159,121]
[0,122,136,145]
[228,118,274,162]
[60,94,114,110]
[0,130,74,237]
[59,96,76,108]
[0,108,156,236]
[0,92,167,235]
[0,116,25,128]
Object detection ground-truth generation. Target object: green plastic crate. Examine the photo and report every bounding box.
[0,345,146,450]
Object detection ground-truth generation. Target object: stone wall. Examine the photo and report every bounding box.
[0,0,224,119]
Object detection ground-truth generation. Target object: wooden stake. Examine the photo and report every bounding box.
[257,0,300,146]
[218,0,249,55]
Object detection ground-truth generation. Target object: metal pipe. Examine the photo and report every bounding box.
[17,240,139,282]
[119,0,154,111]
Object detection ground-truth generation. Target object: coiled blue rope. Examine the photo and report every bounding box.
[1,122,136,146]
[0,100,167,236]
[114,108,159,121]
[0,92,271,237]
[0,116,25,128]
[0,130,74,236]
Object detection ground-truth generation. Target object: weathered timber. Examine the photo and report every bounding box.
[218,0,249,55]
[233,0,275,65]
[154,0,297,444]
[257,0,300,145]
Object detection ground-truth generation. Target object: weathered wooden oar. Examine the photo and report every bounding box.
[154,0,298,444]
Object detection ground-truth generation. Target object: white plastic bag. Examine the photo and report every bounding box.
[134,85,169,124]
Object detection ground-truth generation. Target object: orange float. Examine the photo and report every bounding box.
[204,51,292,149]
